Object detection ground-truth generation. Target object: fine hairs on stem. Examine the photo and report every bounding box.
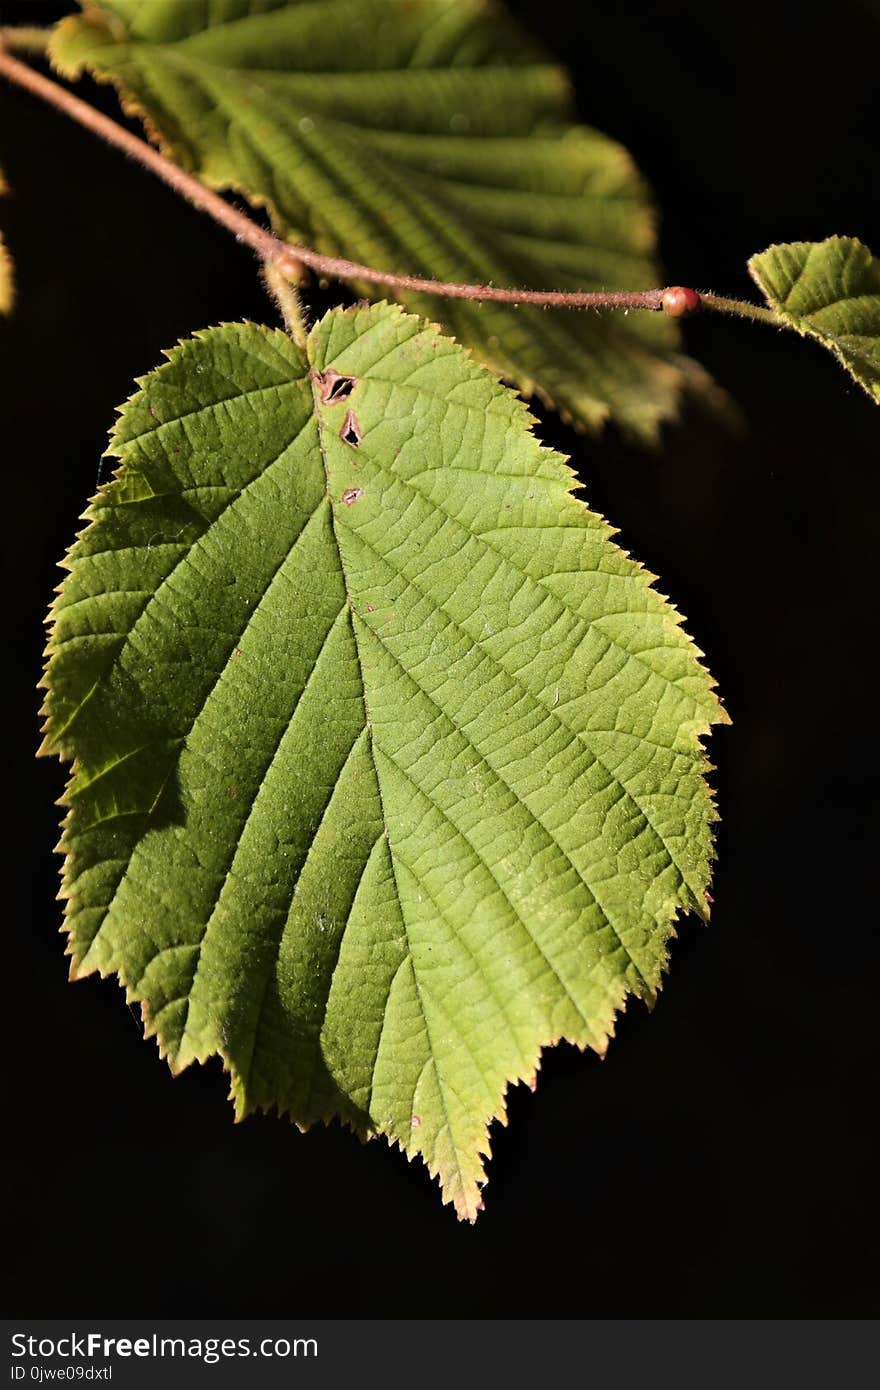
[0,39,780,328]
[263,260,309,346]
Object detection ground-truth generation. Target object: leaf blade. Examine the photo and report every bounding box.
[749,235,880,403]
[43,304,726,1219]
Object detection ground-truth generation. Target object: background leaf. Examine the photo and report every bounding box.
[49,0,710,442]
[0,165,13,314]
[42,303,725,1218]
[749,235,880,403]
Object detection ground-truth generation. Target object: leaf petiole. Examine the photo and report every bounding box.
[0,26,53,54]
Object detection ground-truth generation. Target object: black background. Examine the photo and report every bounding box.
[2,0,878,1318]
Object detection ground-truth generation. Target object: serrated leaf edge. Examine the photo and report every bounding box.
[40,304,727,1221]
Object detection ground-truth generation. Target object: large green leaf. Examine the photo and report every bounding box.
[749,235,880,403]
[50,0,705,442]
[42,303,725,1219]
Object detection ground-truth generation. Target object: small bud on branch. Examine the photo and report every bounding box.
[661,287,701,317]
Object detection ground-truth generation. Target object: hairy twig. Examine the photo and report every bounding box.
[699,293,780,327]
[0,44,780,327]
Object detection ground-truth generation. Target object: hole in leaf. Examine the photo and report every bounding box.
[340,409,362,446]
[315,369,357,405]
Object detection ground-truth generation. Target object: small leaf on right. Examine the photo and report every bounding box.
[749,236,880,403]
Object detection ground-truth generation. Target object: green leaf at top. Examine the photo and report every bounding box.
[50,0,706,442]
[41,303,726,1219]
[749,235,880,403]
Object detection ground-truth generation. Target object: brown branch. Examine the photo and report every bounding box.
[0,46,669,310]
[0,45,780,327]
[0,48,283,258]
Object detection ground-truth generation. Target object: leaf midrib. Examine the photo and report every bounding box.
[307,361,479,1207]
